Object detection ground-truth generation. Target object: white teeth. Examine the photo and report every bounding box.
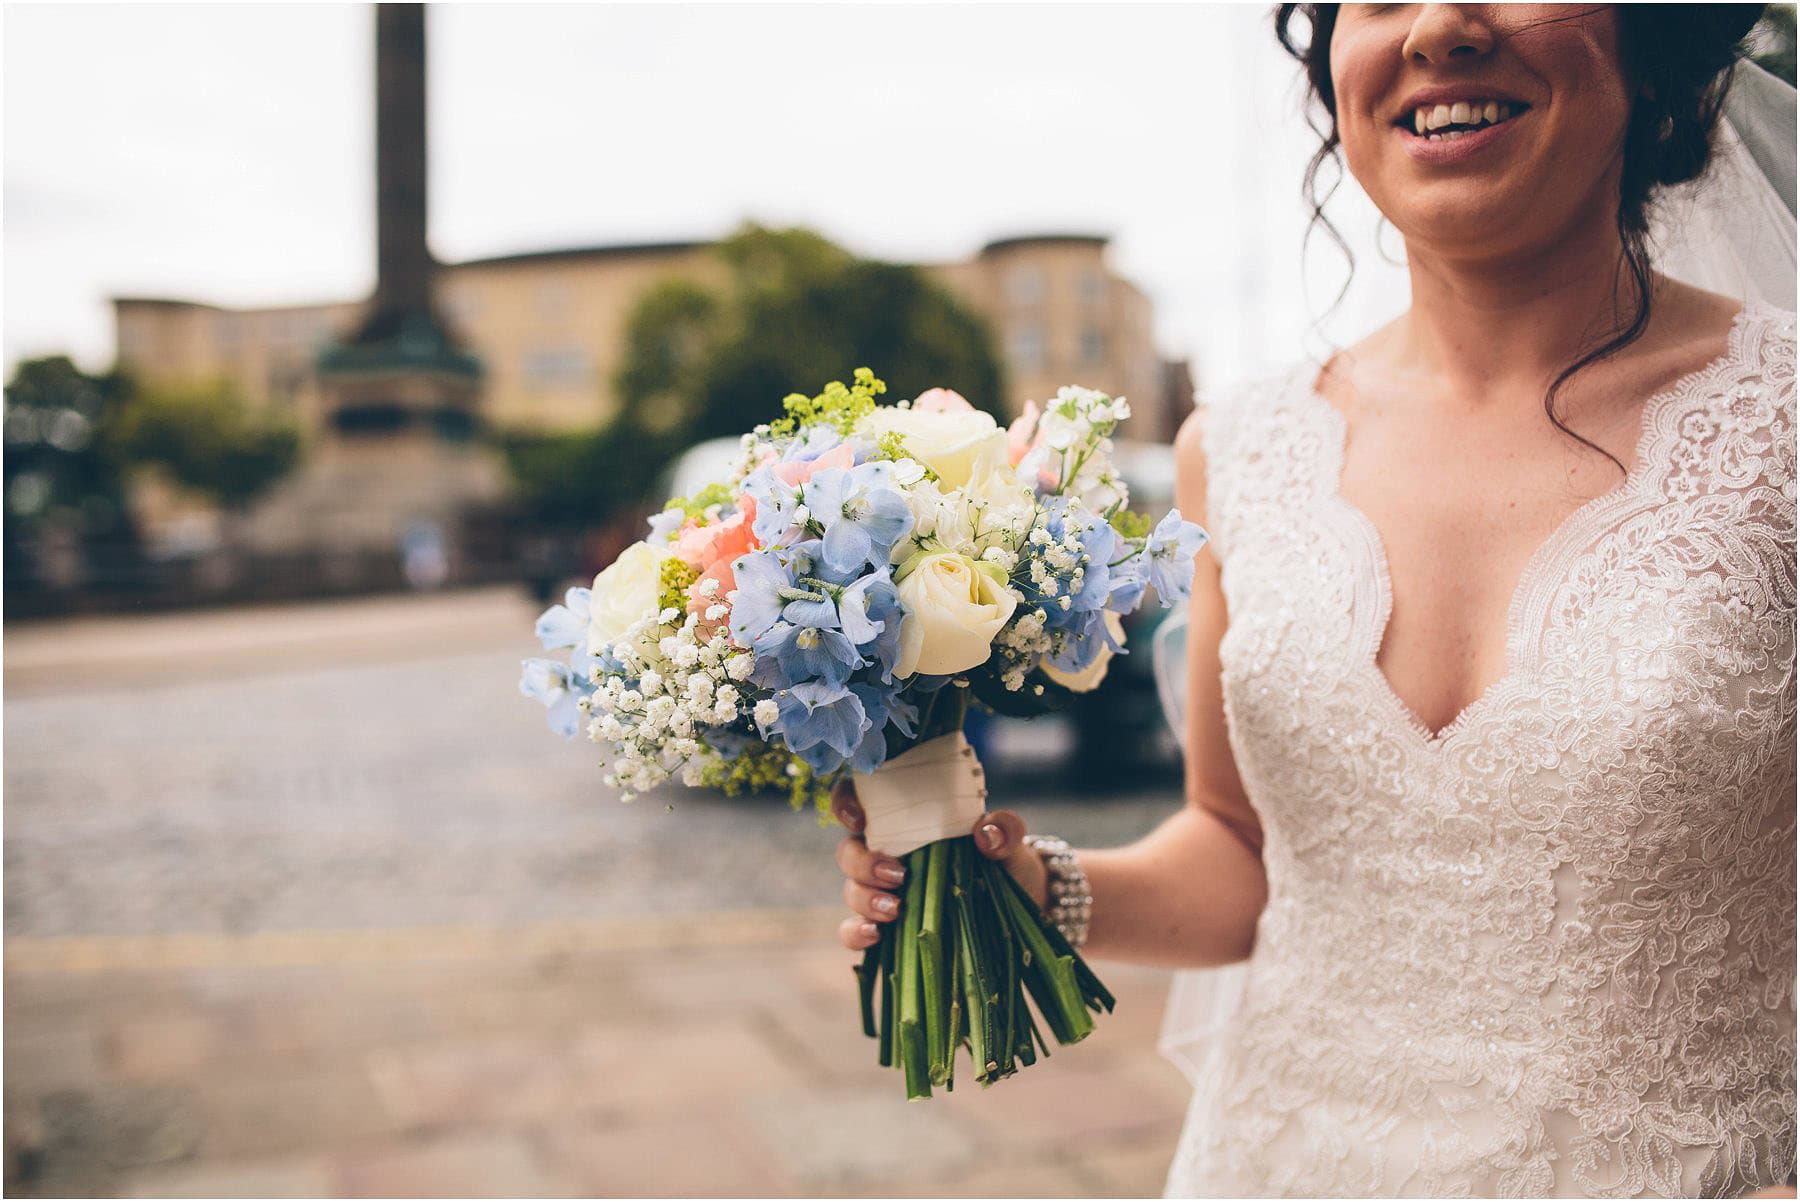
[1411,100,1520,135]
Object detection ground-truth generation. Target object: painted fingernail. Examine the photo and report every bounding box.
[873,894,898,915]
[841,811,863,833]
[875,862,906,885]
[858,922,878,942]
[977,824,1003,852]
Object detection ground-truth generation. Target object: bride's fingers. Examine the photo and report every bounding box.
[835,835,908,889]
[973,809,1028,860]
[839,914,880,951]
[843,877,901,923]
[830,781,864,833]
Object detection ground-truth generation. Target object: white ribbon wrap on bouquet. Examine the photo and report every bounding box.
[851,731,988,858]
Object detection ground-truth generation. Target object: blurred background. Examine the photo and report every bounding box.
[6,3,1795,1198]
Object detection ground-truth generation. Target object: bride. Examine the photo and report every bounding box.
[832,4,1795,1197]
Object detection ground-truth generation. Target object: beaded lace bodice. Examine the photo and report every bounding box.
[1165,305,1797,1198]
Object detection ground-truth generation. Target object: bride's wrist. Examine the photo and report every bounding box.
[1024,835,1092,950]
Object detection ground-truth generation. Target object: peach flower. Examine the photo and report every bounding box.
[673,499,758,571]
[1006,399,1042,467]
[681,495,759,638]
[772,442,855,487]
[913,388,974,414]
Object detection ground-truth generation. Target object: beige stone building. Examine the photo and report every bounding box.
[112,233,1173,441]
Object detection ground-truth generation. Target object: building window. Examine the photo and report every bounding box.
[1078,268,1107,306]
[1079,326,1107,367]
[1009,323,1047,373]
[1006,265,1045,306]
[522,347,591,390]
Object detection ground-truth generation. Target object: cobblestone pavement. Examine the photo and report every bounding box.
[5,588,1193,1196]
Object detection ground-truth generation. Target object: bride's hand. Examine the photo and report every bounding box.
[829,778,1050,951]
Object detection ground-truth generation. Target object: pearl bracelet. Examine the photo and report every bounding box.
[1023,834,1092,951]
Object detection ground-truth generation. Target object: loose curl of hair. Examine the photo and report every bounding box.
[1273,3,1764,471]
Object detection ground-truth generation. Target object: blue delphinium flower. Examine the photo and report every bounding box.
[752,620,860,689]
[519,658,582,738]
[780,424,846,465]
[1105,561,1146,614]
[534,586,591,650]
[1142,510,1209,604]
[847,681,919,774]
[729,548,799,646]
[646,507,686,544]
[774,681,870,775]
[743,466,806,547]
[1045,607,1125,676]
[1064,512,1117,614]
[802,463,914,576]
[1026,501,1118,631]
[839,570,905,682]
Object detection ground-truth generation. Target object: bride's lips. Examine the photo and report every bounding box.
[1396,108,1529,165]
[1391,86,1533,167]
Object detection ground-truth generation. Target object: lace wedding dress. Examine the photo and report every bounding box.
[1159,303,1797,1197]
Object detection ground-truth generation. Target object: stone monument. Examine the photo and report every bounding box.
[243,3,503,567]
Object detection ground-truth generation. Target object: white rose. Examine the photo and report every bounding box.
[1041,611,1127,693]
[959,456,1036,533]
[588,540,675,648]
[859,406,1008,490]
[894,552,1019,677]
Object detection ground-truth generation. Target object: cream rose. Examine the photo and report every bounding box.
[894,552,1019,677]
[588,540,674,648]
[859,406,1008,490]
[1041,611,1127,693]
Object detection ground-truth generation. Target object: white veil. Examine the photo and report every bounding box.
[1151,58,1798,1089]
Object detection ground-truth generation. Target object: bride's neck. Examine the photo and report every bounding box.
[1397,206,1643,403]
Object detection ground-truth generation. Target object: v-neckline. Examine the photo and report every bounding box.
[1302,304,1756,749]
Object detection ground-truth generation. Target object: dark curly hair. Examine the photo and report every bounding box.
[1273,3,1765,470]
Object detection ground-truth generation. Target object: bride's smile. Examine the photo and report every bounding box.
[1333,4,1633,247]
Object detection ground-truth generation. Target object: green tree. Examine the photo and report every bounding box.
[108,381,300,510]
[612,223,1006,478]
[497,422,677,531]
[4,356,140,586]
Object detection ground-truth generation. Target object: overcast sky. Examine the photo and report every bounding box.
[4,2,1408,393]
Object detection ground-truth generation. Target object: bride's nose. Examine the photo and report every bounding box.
[1401,4,1498,65]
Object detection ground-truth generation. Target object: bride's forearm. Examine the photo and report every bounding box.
[1077,805,1267,969]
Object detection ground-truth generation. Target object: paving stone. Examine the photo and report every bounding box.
[333,1130,580,1198]
[537,1104,793,1197]
[570,1017,807,1112]
[104,1013,222,1080]
[29,1084,203,1173]
[366,1032,582,1128]
[1074,1132,1186,1197]
[910,1150,1098,1199]
[194,1065,393,1161]
[742,1086,983,1193]
[122,1154,335,1198]
[939,1055,1183,1147]
[4,1025,104,1090]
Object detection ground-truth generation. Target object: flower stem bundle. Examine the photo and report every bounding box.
[854,835,1115,1099]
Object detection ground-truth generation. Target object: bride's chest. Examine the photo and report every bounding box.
[1208,386,1796,834]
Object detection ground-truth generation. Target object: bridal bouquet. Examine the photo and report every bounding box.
[521,370,1206,1098]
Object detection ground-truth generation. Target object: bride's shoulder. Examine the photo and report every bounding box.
[1186,360,1318,432]
[1736,298,1798,366]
